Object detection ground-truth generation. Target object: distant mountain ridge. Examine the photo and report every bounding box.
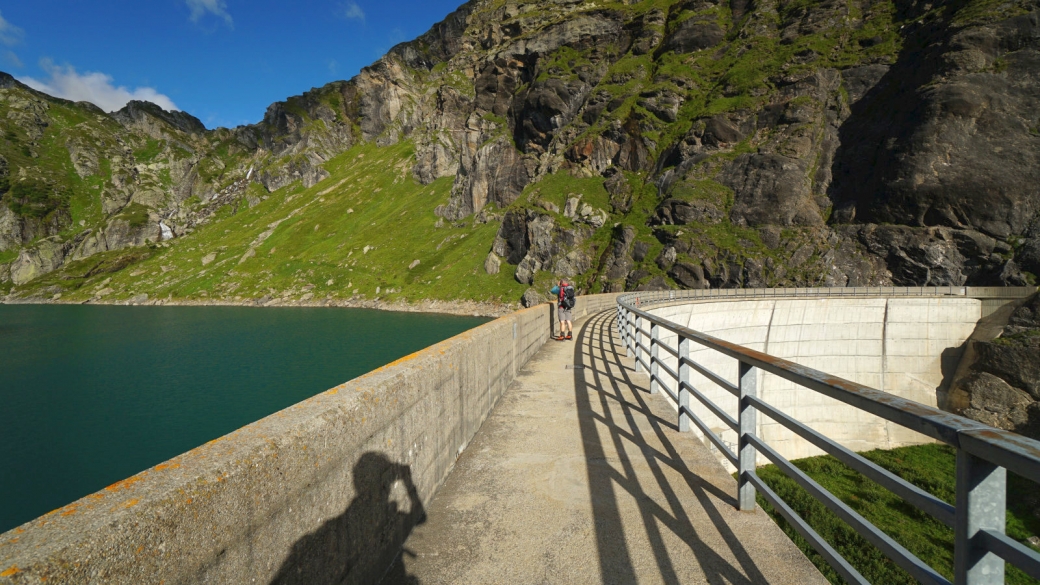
[1,0,1038,305]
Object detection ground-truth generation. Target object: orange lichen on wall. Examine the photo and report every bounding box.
[105,476,144,493]
[155,462,181,472]
[0,565,20,577]
[120,499,141,509]
[375,350,425,372]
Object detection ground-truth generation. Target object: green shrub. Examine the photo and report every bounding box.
[115,202,151,228]
[2,180,69,219]
[133,138,164,162]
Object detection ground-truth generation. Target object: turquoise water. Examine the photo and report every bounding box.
[0,305,489,534]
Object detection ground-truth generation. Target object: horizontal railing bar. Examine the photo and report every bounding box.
[623,287,1040,306]
[680,381,738,432]
[957,430,1040,487]
[657,340,680,359]
[621,299,1040,477]
[680,356,739,396]
[651,372,678,403]
[683,406,737,466]
[635,354,651,373]
[979,529,1040,580]
[745,472,870,585]
[748,435,950,585]
[748,395,956,528]
[657,359,679,386]
[636,340,652,356]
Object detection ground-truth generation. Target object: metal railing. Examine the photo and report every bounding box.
[615,286,1036,304]
[616,288,1040,585]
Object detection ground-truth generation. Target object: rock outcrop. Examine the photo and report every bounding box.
[956,294,1040,439]
[492,208,592,285]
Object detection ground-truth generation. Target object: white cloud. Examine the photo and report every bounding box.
[186,0,233,26]
[339,1,365,21]
[3,50,22,69]
[19,61,179,113]
[0,11,25,46]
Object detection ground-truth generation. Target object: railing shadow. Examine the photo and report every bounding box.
[572,310,768,585]
[270,452,425,585]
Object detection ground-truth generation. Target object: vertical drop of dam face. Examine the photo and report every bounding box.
[0,305,490,534]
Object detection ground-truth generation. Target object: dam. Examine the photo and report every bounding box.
[1,288,1038,584]
[641,292,983,464]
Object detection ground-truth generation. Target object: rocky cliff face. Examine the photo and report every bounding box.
[0,72,359,286]
[1,0,1039,300]
[954,293,1040,439]
[363,0,1040,294]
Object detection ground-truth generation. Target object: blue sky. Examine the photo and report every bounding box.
[0,0,465,129]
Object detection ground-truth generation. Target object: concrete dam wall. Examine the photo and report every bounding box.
[643,296,982,465]
[0,294,618,585]
[1,288,1030,584]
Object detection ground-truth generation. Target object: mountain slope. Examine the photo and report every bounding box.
[2,0,1039,306]
[19,141,524,306]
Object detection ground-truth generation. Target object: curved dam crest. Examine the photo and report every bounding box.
[0,289,1032,584]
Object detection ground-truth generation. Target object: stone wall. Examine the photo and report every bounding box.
[0,294,616,585]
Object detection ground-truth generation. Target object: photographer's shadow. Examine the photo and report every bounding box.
[271,452,425,585]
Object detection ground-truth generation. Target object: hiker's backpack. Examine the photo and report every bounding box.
[561,285,576,309]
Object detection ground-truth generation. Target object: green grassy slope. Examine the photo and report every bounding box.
[26,141,528,305]
[754,444,1040,585]
[0,97,113,231]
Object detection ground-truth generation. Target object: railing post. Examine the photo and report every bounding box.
[650,322,659,394]
[678,336,690,432]
[634,315,643,373]
[625,309,634,358]
[955,450,1006,584]
[737,360,757,511]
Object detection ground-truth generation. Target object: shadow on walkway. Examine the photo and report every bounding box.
[572,310,769,585]
[379,308,824,584]
[271,452,425,585]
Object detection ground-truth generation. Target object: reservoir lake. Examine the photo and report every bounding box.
[0,304,489,534]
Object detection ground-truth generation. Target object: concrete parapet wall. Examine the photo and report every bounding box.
[644,297,983,465]
[0,294,614,585]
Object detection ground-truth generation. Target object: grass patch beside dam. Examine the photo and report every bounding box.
[752,443,1040,584]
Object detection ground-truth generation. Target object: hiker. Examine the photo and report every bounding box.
[550,280,576,341]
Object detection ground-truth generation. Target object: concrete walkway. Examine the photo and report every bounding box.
[385,310,828,585]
